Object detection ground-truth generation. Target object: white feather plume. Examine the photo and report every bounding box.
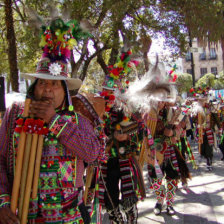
[114,59,177,114]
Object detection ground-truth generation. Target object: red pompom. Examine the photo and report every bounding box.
[16,118,24,126]
[109,95,115,100]
[15,127,22,133]
[100,91,108,97]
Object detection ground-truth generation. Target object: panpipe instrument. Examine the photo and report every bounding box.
[83,164,94,205]
[198,112,203,154]
[10,98,45,224]
[139,109,157,168]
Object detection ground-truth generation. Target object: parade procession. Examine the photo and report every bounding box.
[1,1,224,224]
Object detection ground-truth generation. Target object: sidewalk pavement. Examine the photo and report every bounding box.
[101,143,224,224]
[137,144,224,224]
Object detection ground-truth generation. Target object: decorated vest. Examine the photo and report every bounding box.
[12,106,85,223]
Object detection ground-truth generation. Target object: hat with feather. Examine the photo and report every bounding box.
[21,14,92,90]
[118,56,177,113]
[102,49,139,91]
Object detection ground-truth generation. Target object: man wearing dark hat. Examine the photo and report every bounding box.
[0,18,101,223]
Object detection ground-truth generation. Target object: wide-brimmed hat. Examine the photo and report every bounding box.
[21,57,82,90]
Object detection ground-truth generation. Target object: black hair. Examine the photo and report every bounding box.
[26,79,38,99]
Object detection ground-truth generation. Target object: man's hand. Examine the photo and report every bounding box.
[0,207,19,224]
[114,131,129,141]
[30,100,56,123]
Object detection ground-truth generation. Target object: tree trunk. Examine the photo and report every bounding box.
[4,0,19,92]
[140,34,152,73]
[7,77,10,93]
[108,31,119,66]
[97,52,108,75]
[220,36,224,71]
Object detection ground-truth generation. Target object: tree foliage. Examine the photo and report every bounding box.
[196,73,216,88]
[175,73,192,93]
[1,0,224,92]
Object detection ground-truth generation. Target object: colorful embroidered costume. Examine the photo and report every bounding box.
[147,107,190,215]
[99,107,145,224]
[0,96,101,223]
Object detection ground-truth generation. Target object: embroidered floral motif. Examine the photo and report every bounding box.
[49,62,62,76]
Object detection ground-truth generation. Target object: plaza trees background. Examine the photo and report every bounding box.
[175,73,192,94]
[1,0,224,92]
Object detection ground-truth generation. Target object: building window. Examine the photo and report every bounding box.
[209,48,217,60]
[211,67,217,76]
[185,51,191,61]
[186,69,192,74]
[199,51,206,60]
[200,68,207,77]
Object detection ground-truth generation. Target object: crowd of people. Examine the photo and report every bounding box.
[0,17,224,224]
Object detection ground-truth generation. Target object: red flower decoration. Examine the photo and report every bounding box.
[100,91,108,97]
[109,95,115,101]
[120,53,125,61]
[172,74,177,82]
[189,88,195,93]
[110,68,122,77]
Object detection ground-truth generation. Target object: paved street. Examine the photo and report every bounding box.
[138,144,224,224]
[102,143,224,223]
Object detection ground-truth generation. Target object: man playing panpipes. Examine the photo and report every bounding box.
[0,18,101,224]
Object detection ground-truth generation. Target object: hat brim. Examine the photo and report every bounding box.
[102,86,115,91]
[21,72,82,90]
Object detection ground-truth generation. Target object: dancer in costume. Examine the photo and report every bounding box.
[0,18,101,223]
[175,105,197,191]
[209,100,221,150]
[122,61,190,216]
[219,105,224,160]
[190,87,219,171]
[148,102,191,215]
[184,99,195,141]
[98,50,145,224]
[199,99,216,171]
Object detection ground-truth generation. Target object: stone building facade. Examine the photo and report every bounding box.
[182,39,223,80]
